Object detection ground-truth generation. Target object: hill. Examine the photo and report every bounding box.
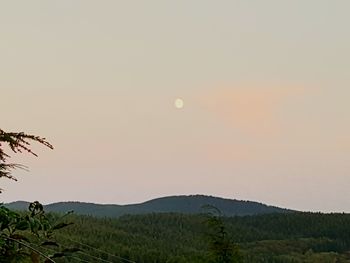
[5,195,290,217]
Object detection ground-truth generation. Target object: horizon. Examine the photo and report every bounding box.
[1,193,332,214]
[2,1,350,213]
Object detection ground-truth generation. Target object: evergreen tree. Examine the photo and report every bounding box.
[0,128,53,184]
[205,205,243,263]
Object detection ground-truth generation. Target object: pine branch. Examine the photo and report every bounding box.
[0,129,53,181]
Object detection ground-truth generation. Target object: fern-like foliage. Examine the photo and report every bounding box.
[0,129,53,183]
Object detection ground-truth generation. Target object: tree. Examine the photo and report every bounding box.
[0,128,53,185]
[204,205,243,263]
[0,128,75,262]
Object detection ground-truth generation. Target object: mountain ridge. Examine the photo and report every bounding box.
[5,194,293,217]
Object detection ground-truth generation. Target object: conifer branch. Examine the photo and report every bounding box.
[0,129,53,182]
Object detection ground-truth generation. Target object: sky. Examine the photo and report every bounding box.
[1,1,350,212]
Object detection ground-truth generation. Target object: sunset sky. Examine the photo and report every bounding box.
[1,1,350,212]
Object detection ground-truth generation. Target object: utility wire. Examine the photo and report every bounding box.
[77,250,115,263]
[4,236,55,263]
[65,255,90,263]
[29,236,112,263]
[61,236,137,263]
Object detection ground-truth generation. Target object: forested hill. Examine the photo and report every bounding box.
[6,195,290,217]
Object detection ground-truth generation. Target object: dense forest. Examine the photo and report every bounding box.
[26,211,350,263]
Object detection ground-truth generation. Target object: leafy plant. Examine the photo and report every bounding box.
[0,128,75,262]
[0,202,76,262]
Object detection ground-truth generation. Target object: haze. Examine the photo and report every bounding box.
[1,1,349,212]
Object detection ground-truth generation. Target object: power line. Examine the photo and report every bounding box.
[61,236,137,263]
[28,237,114,263]
[38,246,90,263]
[4,237,55,263]
[65,255,90,263]
[77,250,115,263]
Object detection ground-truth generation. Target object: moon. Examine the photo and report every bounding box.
[174,98,184,109]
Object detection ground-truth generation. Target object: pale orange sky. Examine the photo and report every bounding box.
[1,1,350,212]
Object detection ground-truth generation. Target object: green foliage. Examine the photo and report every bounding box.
[50,212,350,262]
[0,128,75,262]
[204,205,242,263]
[0,202,75,262]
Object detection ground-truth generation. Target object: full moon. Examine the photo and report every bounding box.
[174,98,184,109]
